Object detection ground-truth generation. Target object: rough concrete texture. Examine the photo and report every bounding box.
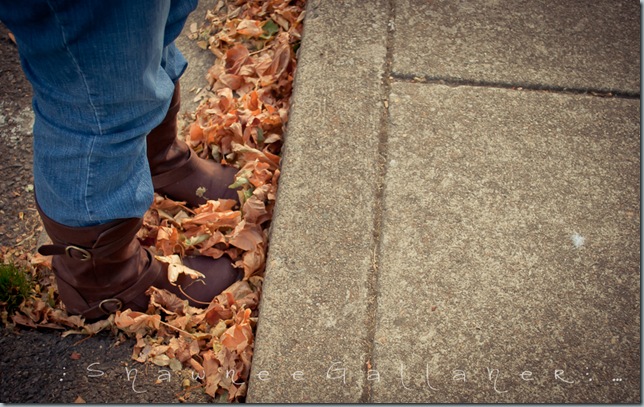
[372,84,640,403]
[393,0,640,94]
[247,0,640,403]
[246,0,388,402]
[174,0,216,116]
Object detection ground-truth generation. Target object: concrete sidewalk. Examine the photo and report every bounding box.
[247,0,640,403]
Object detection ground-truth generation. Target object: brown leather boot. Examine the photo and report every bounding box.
[37,204,241,320]
[147,81,239,206]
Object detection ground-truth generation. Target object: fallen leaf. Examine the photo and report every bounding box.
[7,31,16,45]
[224,44,250,75]
[228,221,264,251]
[220,309,253,353]
[114,310,161,333]
[203,350,222,397]
[147,286,188,315]
[151,354,171,367]
[261,19,280,38]
[236,19,264,37]
[169,357,183,372]
[155,255,206,286]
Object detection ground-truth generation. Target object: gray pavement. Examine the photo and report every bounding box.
[247,0,640,403]
[175,0,217,115]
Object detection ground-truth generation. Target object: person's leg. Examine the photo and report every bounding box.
[146,81,240,206]
[0,0,191,226]
[0,1,240,319]
[147,1,240,206]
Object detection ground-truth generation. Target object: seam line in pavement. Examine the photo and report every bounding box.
[389,73,641,99]
[360,0,395,403]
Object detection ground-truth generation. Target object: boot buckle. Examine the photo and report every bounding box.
[98,298,123,314]
[65,245,92,261]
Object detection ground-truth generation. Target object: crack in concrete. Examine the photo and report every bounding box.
[389,73,640,99]
[360,0,396,403]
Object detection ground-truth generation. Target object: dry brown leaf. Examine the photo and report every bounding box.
[156,226,184,256]
[155,255,206,287]
[62,316,113,337]
[11,313,37,329]
[238,243,266,279]
[204,302,234,326]
[257,43,291,86]
[181,208,241,228]
[241,195,268,225]
[228,221,264,251]
[30,252,52,268]
[231,142,280,169]
[114,310,161,333]
[189,357,205,377]
[236,19,264,37]
[225,44,250,75]
[217,73,245,90]
[203,350,222,397]
[220,308,253,353]
[147,286,188,315]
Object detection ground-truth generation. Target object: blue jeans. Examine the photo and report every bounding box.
[0,0,198,226]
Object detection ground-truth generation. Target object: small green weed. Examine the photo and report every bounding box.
[0,262,32,314]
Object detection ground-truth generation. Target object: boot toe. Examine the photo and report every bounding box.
[153,150,240,207]
[178,256,243,304]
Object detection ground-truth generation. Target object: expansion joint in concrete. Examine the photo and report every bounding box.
[360,0,396,403]
[389,73,641,99]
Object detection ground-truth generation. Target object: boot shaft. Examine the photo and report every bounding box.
[146,81,190,174]
[37,203,163,318]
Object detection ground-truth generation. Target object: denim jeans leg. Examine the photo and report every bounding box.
[0,0,197,227]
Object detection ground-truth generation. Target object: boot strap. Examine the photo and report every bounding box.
[38,219,141,261]
[39,242,127,261]
[81,250,166,320]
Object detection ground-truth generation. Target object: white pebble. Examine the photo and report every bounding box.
[571,232,585,249]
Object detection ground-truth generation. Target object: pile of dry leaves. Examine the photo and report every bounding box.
[1,0,305,402]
